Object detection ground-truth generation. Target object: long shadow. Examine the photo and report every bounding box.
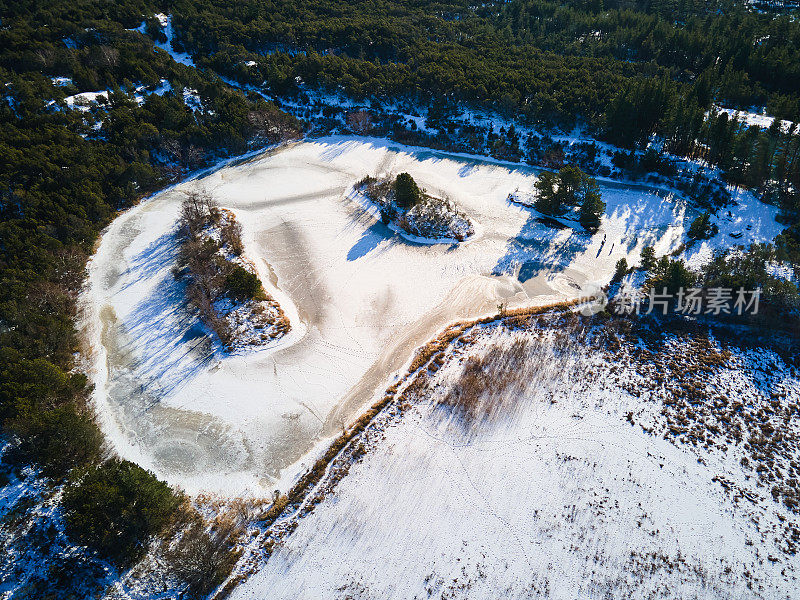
[117,266,215,403]
[122,228,179,288]
[493,208,592,282]
[347,222,387,261]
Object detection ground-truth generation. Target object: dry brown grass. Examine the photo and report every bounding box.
[158,500,245,600]
[408,297,592,372]
[440,339,530,421]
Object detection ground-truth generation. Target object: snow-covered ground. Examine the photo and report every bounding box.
[81,136,782,497]
[715,105,796,132]
[230,317,800,600]
[682,188,783,269]
[130,14,195,67]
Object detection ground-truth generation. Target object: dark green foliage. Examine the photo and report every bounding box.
[605,77,675,148]
[579,190,606,232]
[0,348,101,480]
[613,258,629,283]
[0,2,794,592]
[688,211,718,240]
[8,406,103,482]
[533,171,562,215]
[698,243,799,312]
[394,172,421,209]
[62,459,181,566]
[647,256,697,295]
[535,165,604,229]
[226,265,261,300]
[177,0,800,129]
[640,246,656,271]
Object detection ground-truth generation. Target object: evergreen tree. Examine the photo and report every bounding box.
[580,191,606,232]
[62,459,182,566]
[640,245,656,271]
[687,211,718,240]
[394,172,421,209]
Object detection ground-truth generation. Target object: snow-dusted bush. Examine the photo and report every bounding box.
[356,174,474,242]
[175,191,290,350]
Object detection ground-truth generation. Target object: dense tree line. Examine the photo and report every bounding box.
[164,0,800,121]
[0,0,299,585]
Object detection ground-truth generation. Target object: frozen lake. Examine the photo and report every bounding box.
[80,136,780,496]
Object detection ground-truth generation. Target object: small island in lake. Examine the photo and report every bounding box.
[356,172,475,243]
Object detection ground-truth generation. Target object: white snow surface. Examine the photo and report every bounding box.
[681,187,783,269]
[714,105,796,132]
[63,89,109,111]
[81,137,782,497]
[230,324,800,600]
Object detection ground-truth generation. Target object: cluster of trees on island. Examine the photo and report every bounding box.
[175,191,290,349]
[359,172,475,242]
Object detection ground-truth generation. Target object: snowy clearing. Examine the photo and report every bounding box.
[130,14,196,67]
[715,105,796,132]
[81,136,781,497]
[230,315,800,600]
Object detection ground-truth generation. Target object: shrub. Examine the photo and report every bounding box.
[220,219,244,255]
[63,459,182,566]
[164,514,242,599]
[225,266,261,300]
[179,191,218,236]
[394,172,421,209]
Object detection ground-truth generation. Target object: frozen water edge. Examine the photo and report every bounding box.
[229,322,800,600]
[79,136,782,497]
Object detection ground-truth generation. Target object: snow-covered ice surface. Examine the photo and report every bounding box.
[81,136,782,497]
[230,317,800,600]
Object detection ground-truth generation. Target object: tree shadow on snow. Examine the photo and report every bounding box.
[493,209,592,283]
[116,266,215,403]
[347,222,387,261]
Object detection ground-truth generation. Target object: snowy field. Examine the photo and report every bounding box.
[81,136,782,497]
[230,318,800,600]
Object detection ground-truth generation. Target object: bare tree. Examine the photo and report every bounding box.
[347,109,372,134]
[164,514,242,599]
[220,219,244,255]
